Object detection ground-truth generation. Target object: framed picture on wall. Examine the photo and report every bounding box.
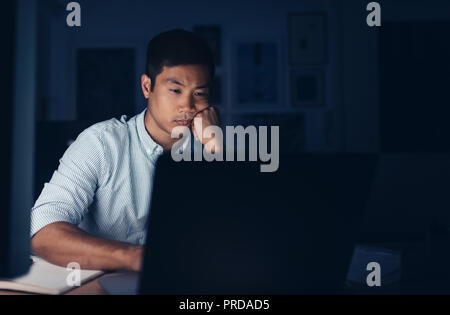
[77,48,136,121]
[232,38,282,110]
[290,68,324,107]
[288,12,327,64]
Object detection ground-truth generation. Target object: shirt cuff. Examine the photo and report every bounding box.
[30,206,79,238]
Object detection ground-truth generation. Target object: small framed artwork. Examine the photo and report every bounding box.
[232,38,282,109]
[193,25,222,66]
[290,68,324,107]
[77,48,136,121]
[288,12,327,65]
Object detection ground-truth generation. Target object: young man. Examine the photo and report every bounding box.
[30,29,220,272]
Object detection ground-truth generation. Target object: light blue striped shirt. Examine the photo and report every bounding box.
[31,108,183,245]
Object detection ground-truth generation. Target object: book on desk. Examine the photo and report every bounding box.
[0,256,104,295]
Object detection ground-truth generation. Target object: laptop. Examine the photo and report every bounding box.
[100,153,379,295]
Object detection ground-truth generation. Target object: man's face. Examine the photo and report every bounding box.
[141,64,210,137]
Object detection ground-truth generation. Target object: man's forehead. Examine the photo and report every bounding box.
[159,65,210,86]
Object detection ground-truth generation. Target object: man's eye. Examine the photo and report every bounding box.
[194,92,208,97]
[170,89,181,94]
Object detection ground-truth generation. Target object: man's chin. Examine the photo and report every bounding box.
[169,123,191,135]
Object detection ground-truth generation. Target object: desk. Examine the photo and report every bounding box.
[0,273,112,295]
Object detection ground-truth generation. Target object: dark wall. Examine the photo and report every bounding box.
[380,21,450,153]
[0,0,15,276]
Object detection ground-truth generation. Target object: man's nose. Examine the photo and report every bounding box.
[178,94,195,112]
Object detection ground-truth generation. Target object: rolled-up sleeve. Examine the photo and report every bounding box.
[30,126,106,237]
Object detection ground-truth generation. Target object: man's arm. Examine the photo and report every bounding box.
[31,126,143,271]
[31,222,143,271]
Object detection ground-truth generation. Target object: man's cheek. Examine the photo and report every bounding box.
[196,103,209,111]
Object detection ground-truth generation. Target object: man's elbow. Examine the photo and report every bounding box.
[30,222,76,257]
[31,224,52,257]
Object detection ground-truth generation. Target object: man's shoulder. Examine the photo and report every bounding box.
[81,113,139,145]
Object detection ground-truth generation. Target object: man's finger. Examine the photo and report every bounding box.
[193,105,212,119]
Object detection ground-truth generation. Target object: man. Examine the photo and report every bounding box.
[30,29,220,272]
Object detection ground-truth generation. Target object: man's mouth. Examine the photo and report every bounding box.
[175,119,191,126]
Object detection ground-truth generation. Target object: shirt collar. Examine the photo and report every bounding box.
[137,108,192,157]
[137,109,164,157]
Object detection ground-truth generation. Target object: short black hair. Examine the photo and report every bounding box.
[145,29,215,91]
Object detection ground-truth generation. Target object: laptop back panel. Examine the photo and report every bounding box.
[140,154,378,294]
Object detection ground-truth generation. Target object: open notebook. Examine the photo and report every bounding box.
[0,256,104,295]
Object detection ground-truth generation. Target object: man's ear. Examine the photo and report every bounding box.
[141,74,152,99]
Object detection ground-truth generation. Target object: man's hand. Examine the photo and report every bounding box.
[191,106,222,152]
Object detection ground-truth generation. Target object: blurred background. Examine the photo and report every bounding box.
[4,0,450,285]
